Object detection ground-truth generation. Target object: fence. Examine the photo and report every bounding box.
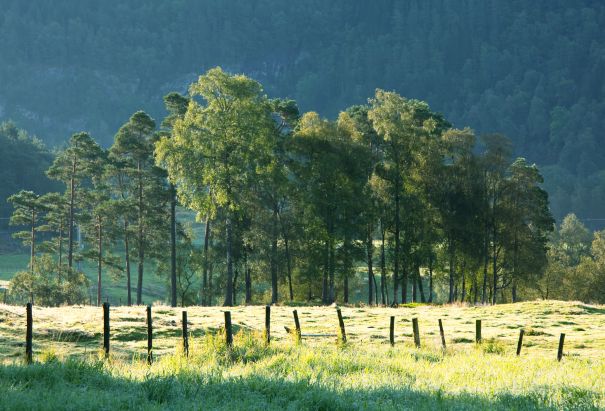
[16,304,571,364]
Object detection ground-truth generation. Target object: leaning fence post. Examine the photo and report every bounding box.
[438,319,446,350]
[389,316,395,346]
[336,308,347,344]
[224,311,233,347]
[102,302,110,358]
[146,305,153,364]
[265,305,271,345]
[292,310,301,344]
[516,329,524,356]
[412,318,420,348]
[475,319,482,343]
[182,310,189,357]
[557,333,565,361]
[25,302,33,364]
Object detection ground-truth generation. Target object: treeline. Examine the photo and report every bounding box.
[0,1,604,224]
[8,68,558,307]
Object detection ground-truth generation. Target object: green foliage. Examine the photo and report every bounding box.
[9,254,89,306]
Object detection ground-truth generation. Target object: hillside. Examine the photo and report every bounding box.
[0,1,604,223]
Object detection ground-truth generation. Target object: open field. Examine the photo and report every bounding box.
[0,301,604,409]
[0,253,167,305]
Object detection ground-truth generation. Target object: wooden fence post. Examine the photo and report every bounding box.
[293,310,301,344]
[438,319,446,350]
[336,308,347,344]
[102,302,110,358]
[146,305,153,365]
[25,303,32,364]
[389,316,395,346]
[412,318,420,348]
[265,305,271,345]
[182,310,189,357]
[224,311,233,347]
[475,320,482,343]
[516,329,524,356]
[557,333,565,361]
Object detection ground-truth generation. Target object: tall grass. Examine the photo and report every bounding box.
[1,328,603,410]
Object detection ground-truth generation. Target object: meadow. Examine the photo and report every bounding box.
[0,300,604,410]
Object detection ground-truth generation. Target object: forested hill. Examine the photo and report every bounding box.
[0,0,604,223]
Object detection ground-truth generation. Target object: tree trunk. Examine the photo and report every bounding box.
[136,160,144,305]
[284,231,293,302]
[461,261,466,303]
[428,253,434,303]
[448,239,455,303]
[344,273,349,303]
[411,265,417,303]
[417,264,426,303]
[366,223,374,305]
[170,184,177,307]
[224,212,234,306]
[67,157,76,269]
[30,210,36,274]
[245,266,251,304]
[380,221,387,305]
[270,204,278,304]
[58,220,63,281]
[202,217,210,305]
[97,218,102,307]
[481,224,489,304]
[322,239,329,304]
[232,267,238,306]
[393,189,400,305]
[124,220,132,306]
[492,222,498,305]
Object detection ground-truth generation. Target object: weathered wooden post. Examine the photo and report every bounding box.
[336,308,347,343]
[516,329,524,356]
[224,311,233,347]
[293,310,301,344]
[102,302,110,358]
[557,333,565,361]
[389,316,395,346]
[146,305,153,364]
[3,288,7,304]
[412,318,420,348]
[438,319,446,350]
[475,319,482,343]
[265,305,271,345]
[25,302,33,364]
[182,310,189,357]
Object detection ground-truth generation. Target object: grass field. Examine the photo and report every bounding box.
[0,253,168,305]
[0,300,604,409]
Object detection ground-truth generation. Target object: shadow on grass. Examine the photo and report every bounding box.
[0,361,599,410]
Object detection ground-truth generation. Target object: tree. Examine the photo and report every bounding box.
[47,132,104,270]
[111,111,158,305]
[159,92,190,307]
[156,67,275,306]
[8,190,47,273]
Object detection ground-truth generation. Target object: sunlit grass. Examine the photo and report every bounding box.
[0,300,604,409]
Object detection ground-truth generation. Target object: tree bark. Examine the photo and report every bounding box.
[224,212,234,306]
[245,266,251,304]
[170,184,177,307]
[136,160,144,305]
[124,220,132,306]
[270,204,278,304]
[448,238,455,303]
[367,223,374,305]
[67,159,76,269]
[30,210,36,274]
[202,217,210,305]
[97,217,102,307]
[380,221,387,305]
[428,253,434,303]
[417,264,426,303]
